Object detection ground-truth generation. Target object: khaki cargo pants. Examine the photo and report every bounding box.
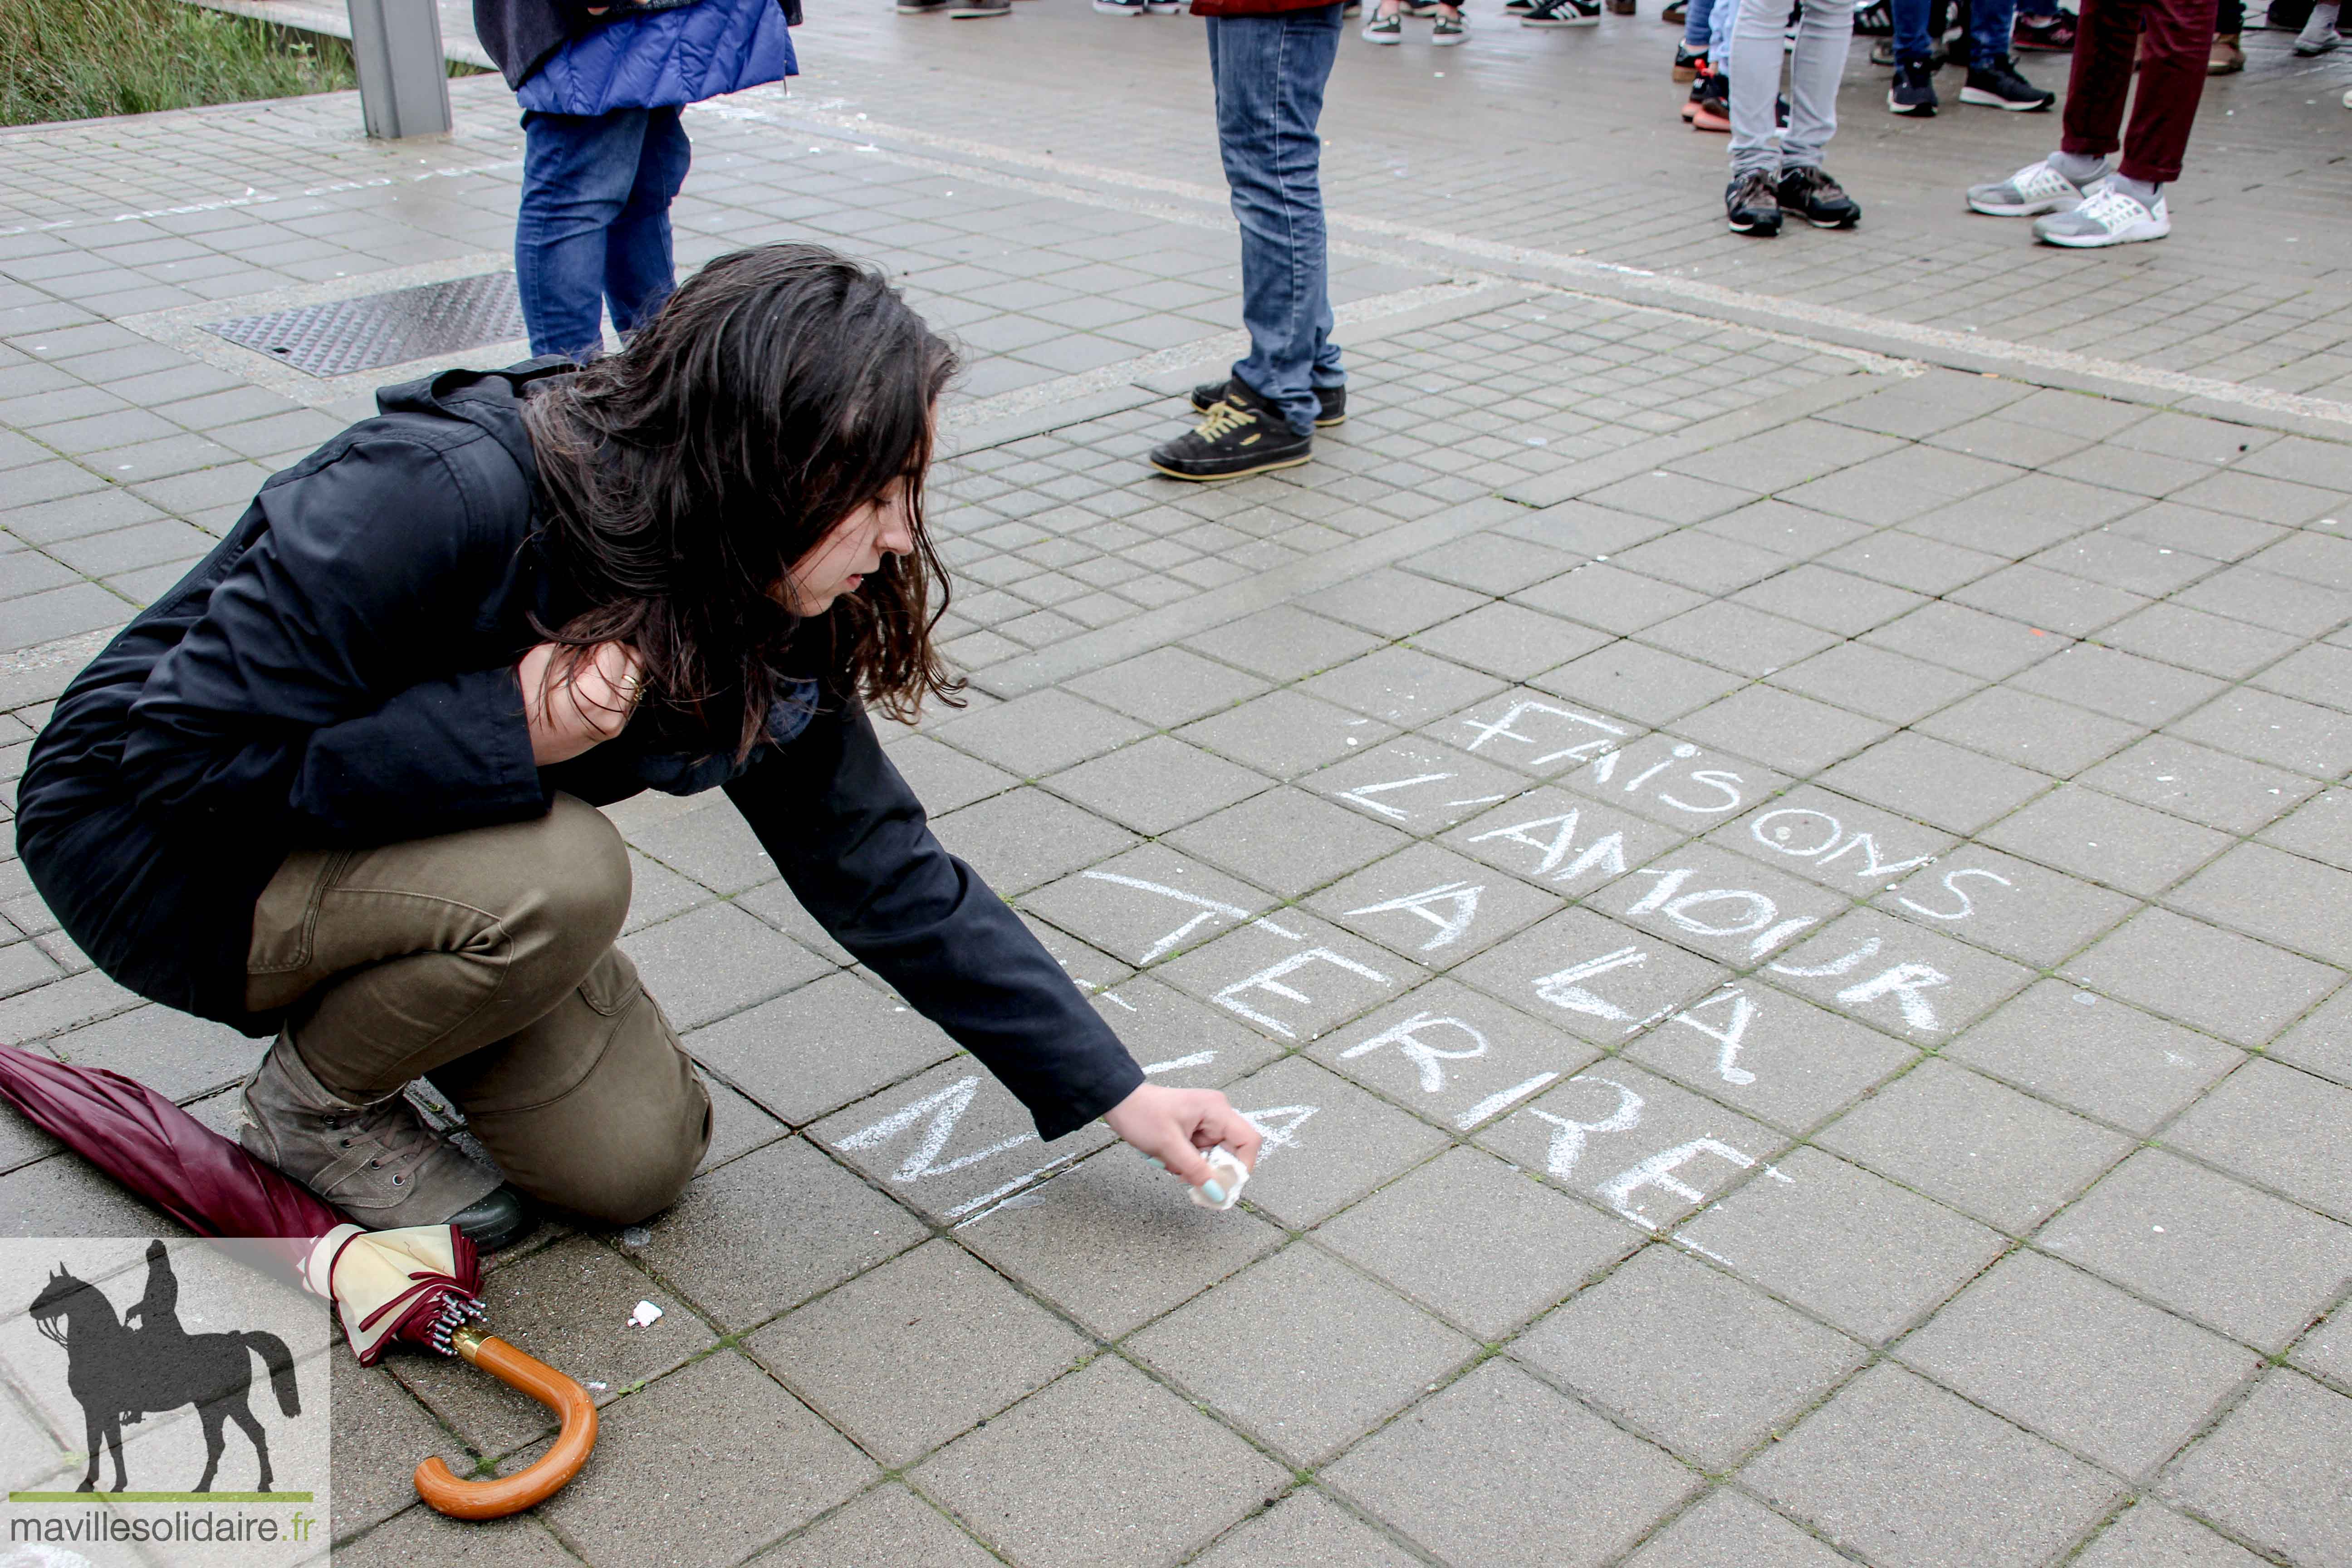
[244,794,711,1225]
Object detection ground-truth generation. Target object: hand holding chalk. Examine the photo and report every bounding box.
[1102,1082,1263,1209]
[1188,1146,1249,1211]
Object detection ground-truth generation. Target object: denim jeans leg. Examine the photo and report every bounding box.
[605,107,692,338]
[1206,5,1344,437]
[1683,0,1717,51]
[1780,0,1855,167]
[1893,0,1934,55]
[1970,0,2018,63]
[516,108,654,361]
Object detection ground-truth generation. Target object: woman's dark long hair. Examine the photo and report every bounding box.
[522,244,963,759]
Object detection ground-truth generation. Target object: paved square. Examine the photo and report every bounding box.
[5,7,2352,1564]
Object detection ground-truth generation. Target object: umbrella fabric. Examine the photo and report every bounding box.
[0,1045,480,1365]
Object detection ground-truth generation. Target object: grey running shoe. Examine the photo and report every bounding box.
[2034,184,2169,247]
[240,1036,530,1248]
[1966,156,2102,216]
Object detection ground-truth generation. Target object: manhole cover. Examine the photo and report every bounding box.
[206,272,529,378]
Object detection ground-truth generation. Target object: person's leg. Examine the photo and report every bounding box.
[1892,0,1935,55]
[1780,0,1856,170]
[514,108,655,362]
[2056,0,2139,167]
[1211,6,1343,436]
[1710,0,1739,69]
[244,795,709,1228]
[2114,0,2216,183]
[604,106,693,339]
[1728,0,1788,180]
[1970,0,2019,59]
[1683,0,1716,47]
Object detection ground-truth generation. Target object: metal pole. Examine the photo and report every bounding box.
[345,0,453,138]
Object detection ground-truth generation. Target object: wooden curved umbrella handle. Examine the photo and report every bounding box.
[414,1328,599,1520]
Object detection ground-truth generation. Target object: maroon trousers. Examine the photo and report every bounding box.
[2059,0,2218,184]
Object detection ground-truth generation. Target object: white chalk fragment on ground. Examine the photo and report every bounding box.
[627,1300,663,1328]
[1188,1146,1250,1212]
[620,1226,652,1248]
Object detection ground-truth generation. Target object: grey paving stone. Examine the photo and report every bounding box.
[1765,909,2035,1043]
[1867,598,2076,681]
[1176,686,1396,781]
[1187,1490,1422,1568]
[2161,1371,2352,1568]
[928,688,1151,777]
[1021,842,1285,970]
[1303,645,1509,730]
[687,970,961,1127]
[2078,734,2316,836]
[1516,1242,1866,1468]
[1621,1487,1855,1568]
[1166,785,1413,900]
[1301,565,1489,638]
[1671,683,1895,776]
[1984,783,2235,897]
[391,1234,717,1456]
[1434,687,1647,782]
[2070,1500,2271,1568]
[1512,560,1708,635]
[331,1501,580,1568]
[747,1238,1090,1466]
[2013,642,2231,726]
[1310,976,1598,1132]
[1214,1054,1454,1229]
[955,1144,1285,1338]
[331,1356,469,1541]
[1815,731,2050,837]
[1673,1146,2005,1345]
[1742,1362,2122,1568]
[1728,558,1921,633]
[2174,564,2352,639]
[2166,1058,2352,1223]
[2067,907,2344,1047]
[622,796,774,896]
[1316,1145,1638,1337]
[1323,1357,1701,1568]
[1947,980,2241,1136]
[1182,603,1383,681]
[634,1136,929,1328]
[1085,972,1286,1084]
[759,1484,1004,1568]
[2264,786,2352,874]
[537,1350,874,1568]
[911,1356,1290,1568]
[1818,529,2006,596]
[1045,734,1273,835]
[1630,978,1917,1135]
[2171,686,2352,779]
[882,730,1024,813]
[1402,530,1583,596]
[45,1001,261,1102]
[2271,981,2352,1090]
[1309,842,1565,968]
[1408,600,1612,681]
[620,901,833,1030]
[1875,843,2137,969]
[2295,1304,2352,1394]
[1478,1063,1785,1233]
[1917,685,2145,778]
[1455,906,1731,1049]
[1768,640,1985,727]
[1066,645,1269,728]
[1128,1241,1476,1464]
[2039,1149,2352,1352]
[2256,640,2352,714]
[1556,732,1793,838]
[1817,1059,2134,1234]
[2103,600,2305,680]
[1638,600,1839,680]
[1305,735,1534,834]
[931,785,1139,896]
[1535,638,1746,726]
[1583,840,1843,969]
[1902,1248,2259,1477]
[2170,841,2352,968]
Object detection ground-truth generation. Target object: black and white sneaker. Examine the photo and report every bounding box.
[1888,55,1939,113]
[1960,53,2055,108]
[949,0,1011,15]
[1505,0,1534,11]
[1093,0,1147,11]
[1725,171,1782,235]
[1854,0,1893,31]
[1523,0,1602,25]
[1362,7,1404,39]
[1151,387,1313,481]
[1191,377,1346,427]
[1433,11,1468,40]
[897,0,948,12]
[1776,165,1861,227]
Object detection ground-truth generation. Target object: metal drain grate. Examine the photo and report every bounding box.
[206,272,529,378]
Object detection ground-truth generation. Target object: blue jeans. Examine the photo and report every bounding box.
[1205,4,1345,438]
[1683,0,1717,48]
[515,107,693,363]
[1895,0,2019,64]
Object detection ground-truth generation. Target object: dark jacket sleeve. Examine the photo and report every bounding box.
[724,702,1145,1142]
[118,436,548,845]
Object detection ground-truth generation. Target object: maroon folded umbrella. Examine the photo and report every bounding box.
[0,1044,481,1364]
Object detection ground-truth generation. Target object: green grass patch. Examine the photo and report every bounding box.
[0,0,364,126]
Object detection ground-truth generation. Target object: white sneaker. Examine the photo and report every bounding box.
[2034,184,2170,247]
[2294,0,2340,54]
[1966,157,2102,217]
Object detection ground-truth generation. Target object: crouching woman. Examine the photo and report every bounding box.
[17,244,1258,1249]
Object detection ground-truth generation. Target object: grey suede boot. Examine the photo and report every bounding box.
[239,1036,532,1250]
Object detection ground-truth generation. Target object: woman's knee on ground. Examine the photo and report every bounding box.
[495,794,633,1010]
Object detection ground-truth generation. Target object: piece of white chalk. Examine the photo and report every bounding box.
[627,1299,663,1328]
[1188,1146,1250,1212]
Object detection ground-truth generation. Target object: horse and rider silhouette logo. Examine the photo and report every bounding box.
[25,1240,300,1495]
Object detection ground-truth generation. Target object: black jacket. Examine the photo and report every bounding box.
[16,364,1142,1142]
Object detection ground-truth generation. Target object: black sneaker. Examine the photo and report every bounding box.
[1663,0,1687,20]
[1960,53,2055,108]
[1190,377,1345,427]
[1505,0,1534,10]
[1888,54,1940,113]
[1151,388,1313,480]
[1523,0,1602,25]
[1776,165,1862,227]
[948,0,1010,15]
[897,0,948,11]
[1725,171,1782,235]
[1854,0,1893,31]
[1673,41,1708,77]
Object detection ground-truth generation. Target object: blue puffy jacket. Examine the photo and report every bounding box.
[514,0,797,117]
